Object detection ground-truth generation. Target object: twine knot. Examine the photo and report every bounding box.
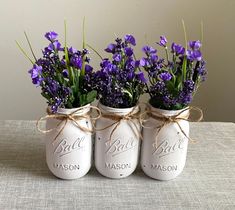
[36,105,101,142]
[96,104,143,142]
[140,105,203,145]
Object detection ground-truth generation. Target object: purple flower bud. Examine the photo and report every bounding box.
[157,36,167,47]
[186,50,202,61]
[85,64,93,73]
[69,47,77,54]
[48,40,62,51]
[142,46,157,55]
[135,60,140,68]
[124,47,133,56]
[62,69,68,78]
[105,43,116,53]
[189,40,201,50]
[82,49,89,55]
[28,65,42,79]
[124,34,136,46]
[127,71,135,80]
[150,54,158,62]
[45,31,58,41]
[113,53,122,62]
[70,56,83,69]
[136,72,147,83]
[140,58,150,67]
[171,43,185,55]
[159,72,172,81]
[28,65,43,87]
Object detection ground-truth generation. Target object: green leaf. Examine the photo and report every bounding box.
[64,20,74,84]
[123,89,133,100]
[41,92,50,100]
[182,56,187,82]
[174,103,184,110]
[175,75,183,91]
[86,90,97,104]
[81,17,86,77]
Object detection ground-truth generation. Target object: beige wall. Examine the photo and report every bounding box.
[0,0,234,121]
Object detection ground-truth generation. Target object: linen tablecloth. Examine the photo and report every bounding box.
[0,121,234,210]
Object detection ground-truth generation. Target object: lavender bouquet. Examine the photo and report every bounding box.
[93,35,147,108]
[141,35,207,110]
[17,27,96,113]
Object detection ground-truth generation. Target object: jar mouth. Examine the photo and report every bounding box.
[98,102,139,115]
[55,104,91,115]
[148,103,189,117]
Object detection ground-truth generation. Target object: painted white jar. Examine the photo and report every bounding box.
[45,104,92,180]
[141,104,189,180]
[95,103,141,179]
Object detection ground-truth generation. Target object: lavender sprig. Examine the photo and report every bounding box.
[17,25,97,112]
[93,35,147,108]
[141,34,207,110]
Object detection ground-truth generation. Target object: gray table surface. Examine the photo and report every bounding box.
[0,121,234,210]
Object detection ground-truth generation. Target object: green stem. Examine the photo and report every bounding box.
[165,46,169,64]
[24,31,37,62]
[86,43,103,60]
[182,19,188,51]
[81,17,86,77]
[181,19,188,82]
[15,41,34,64]
[64,20,74,84]
[200,21,204,50]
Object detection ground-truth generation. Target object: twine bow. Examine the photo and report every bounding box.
[140,105,203,145]
[36,105,101,142]
[96,104,142,142]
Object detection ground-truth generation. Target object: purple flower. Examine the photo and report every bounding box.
[142,46,157,55]
[150,81,166,95]
[69,47,77,54]
[62,69,68,78]
[28,65,43,87]
[178,92,193,105]
[70,56,83,69]
[186,50,202,61]
[159,72,172,81]
[150,54,158,62]
[184,80,195,93]
[85,64,93,73]
[124,47,133,56]
[157,36,167,47]
[140,58,150,67]
[45,31,58,41]
[171,43,185,55]
[134,60,140,68]
[105,43,116,53]
[127,71,135,80]
[124,34,136,46]
[113,53,122,62]
[28,65,42,78]
[136,72,147,83]
[48,40,62,51]
[189,40,201,50]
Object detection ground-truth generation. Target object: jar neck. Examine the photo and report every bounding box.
[98,102,139,116]
[56,104,91,116]
[149,104,189,118]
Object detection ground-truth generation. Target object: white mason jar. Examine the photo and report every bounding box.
[45,104,92,179]
[141,104,189,180]
[95,103,141,179]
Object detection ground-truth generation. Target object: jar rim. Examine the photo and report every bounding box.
[55,103,91,115]
[98,102,139,115]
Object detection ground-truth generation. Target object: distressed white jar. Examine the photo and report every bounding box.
[141,104,189,180]
[95,103,141,179]
[45,104,92,180]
